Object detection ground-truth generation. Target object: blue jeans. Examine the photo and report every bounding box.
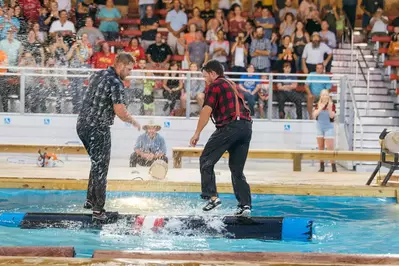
[243,91,258,115]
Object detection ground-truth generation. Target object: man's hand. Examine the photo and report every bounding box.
[132,119,141,131]
[190,132,200,147]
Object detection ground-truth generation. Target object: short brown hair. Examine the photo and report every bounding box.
[115,52,134,65]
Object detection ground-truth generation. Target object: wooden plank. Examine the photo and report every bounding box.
[0,144,86,155]
[0,177,396,198]
[293,154,302,172]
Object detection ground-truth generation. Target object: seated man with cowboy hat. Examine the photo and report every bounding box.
[130,120,168,167]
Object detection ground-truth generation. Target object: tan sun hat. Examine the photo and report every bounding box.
[143,120,162,131]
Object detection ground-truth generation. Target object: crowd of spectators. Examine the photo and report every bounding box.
[0,0,393,119]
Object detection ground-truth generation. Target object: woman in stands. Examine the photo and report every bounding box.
[207,8,229,35]
[125,37,146,66]
[97,0,121,41]
[188,7,206,33]
[180,62,205,113]
[388,33,399,75]
[279,12,296,39]
[313,89,337,173]
[291,20,309,73]
[162,61,183,115]
[228,4,246,42]
[184,23,198,47]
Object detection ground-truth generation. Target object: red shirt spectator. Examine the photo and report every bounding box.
[92,42,116,69]
[204,76,251,128]
[19,0,41,22]
[124,37,146,64]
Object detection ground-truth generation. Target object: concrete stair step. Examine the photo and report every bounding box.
[351,101,393,109]
[356,125,393,133]
[333,48,372,55]
[356,109,398,117]
[354,94,394,102]
[359,117,399,126]
[352,87,389,95]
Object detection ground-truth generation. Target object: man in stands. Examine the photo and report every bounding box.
[369,8,389,37]
[166,0,187,55]
[279,0,297,21]
[128,58,148,115]
[49,9,75,44]
[302,32,332,74]
[188,31,209,67]
[200,0,215,25]
[146,32,173,69]
[138,0,155,20]
[319,20,336,73]
[238,64,261,116]
[91,42,116,69]
[250,26,272,73]
[305,63,332,119]
[360,0,384,37]
[277,62,302,119]
[255,6,276,40]
[140,5,159,51]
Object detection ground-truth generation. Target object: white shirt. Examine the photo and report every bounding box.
[165,9,187,31]
[219,0,230,9]
[57,0,71,12]
[49,20,76,33]
[370,16,388,33]
[302,42,332,64]
[139,0,155,5]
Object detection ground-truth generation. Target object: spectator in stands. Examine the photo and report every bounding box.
[180,62,205,112]
[218,0,230,17]
[207,8,228,34]
[269,32,279,70]
[43,1,59,27]
[369,8,389,37]
[23,29,45,66]
[33,22,46,43]
[128,58,147,114]
[125,37,146,65]
[184,23,198,46]
[255,74,269,119]
[58,0,71,12]
[277,62,302,119]
[209,29,229,70]
[97,0,121,41]
[49,9,75,45]
[292,20,309,72]
[138,0,155,20]
[14,6,28,41]
[321,0,341,34]
[250,26,271,72]
[238,64,261,115]
[277,35,296,73]
[166,0,188,55]
[228,4,246,42]
[279,12,295,40]
[231,31,248,74]
[140,5,159,51]
[0,30,21,67]
[129,121,168,168]
[49,33,69,67]
[302,32,332,74]
[298,0,317,22]
[75,0,98,31]
[279,0,297,21]
[343,0,357,29]
[313,89,337,172]
[319,20,336,72]
[1,7,20,40]
[360,0,384,37]
[66,33,93,113]
[305,63,332,119]
[305,9,322,36]
[388,33,399,75]
[201,0,215,24]
[38,7,50,40]
[244,20,255,63]
[91,42,115,68]
[146,32,173,69]
[77,17,105,51]
[18,0,41,22]
[189,7,206,32]
[187,31,209,67]
[392,16,399,27]
[255,6,275,40]
[142,70,155,115]
[206,18,219,43]
[162,61,183,115]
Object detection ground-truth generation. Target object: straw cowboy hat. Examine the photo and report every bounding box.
[143,120,162,131]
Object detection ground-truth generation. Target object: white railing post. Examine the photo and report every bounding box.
[19,72,25,114]
[267,73,273,120]
[185,72,191,119]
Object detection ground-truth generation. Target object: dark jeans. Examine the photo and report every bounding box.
[278,91,303,119]
[324,54,333,73]
[200,119,252,207]
[306,63,317,73]
[243,91,257,115]
[76,122,111,212]
[129,152,168,167]
[343,5,357,29]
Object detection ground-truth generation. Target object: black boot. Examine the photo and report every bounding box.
[332,163,337,172]
[318,162,325,172]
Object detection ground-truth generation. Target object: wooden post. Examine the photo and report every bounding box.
[173,151,182,168]
[293,154,302,172]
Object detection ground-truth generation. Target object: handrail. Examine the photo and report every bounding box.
[347,77,364,151]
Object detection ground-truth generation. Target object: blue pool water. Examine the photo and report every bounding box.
[1,189,399,257]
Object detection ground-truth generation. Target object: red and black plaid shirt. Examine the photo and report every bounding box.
[204,76,251,128]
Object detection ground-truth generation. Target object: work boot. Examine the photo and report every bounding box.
[332,163,338,173]
[318,162,325,172]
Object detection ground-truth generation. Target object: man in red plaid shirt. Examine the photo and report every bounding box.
[190,60,253,217]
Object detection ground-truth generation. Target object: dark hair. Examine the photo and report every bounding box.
[283,62,291,68]
[115,53,134,65]
[201,60,224,76]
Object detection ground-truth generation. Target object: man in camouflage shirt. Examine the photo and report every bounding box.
[76,53,141,221]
